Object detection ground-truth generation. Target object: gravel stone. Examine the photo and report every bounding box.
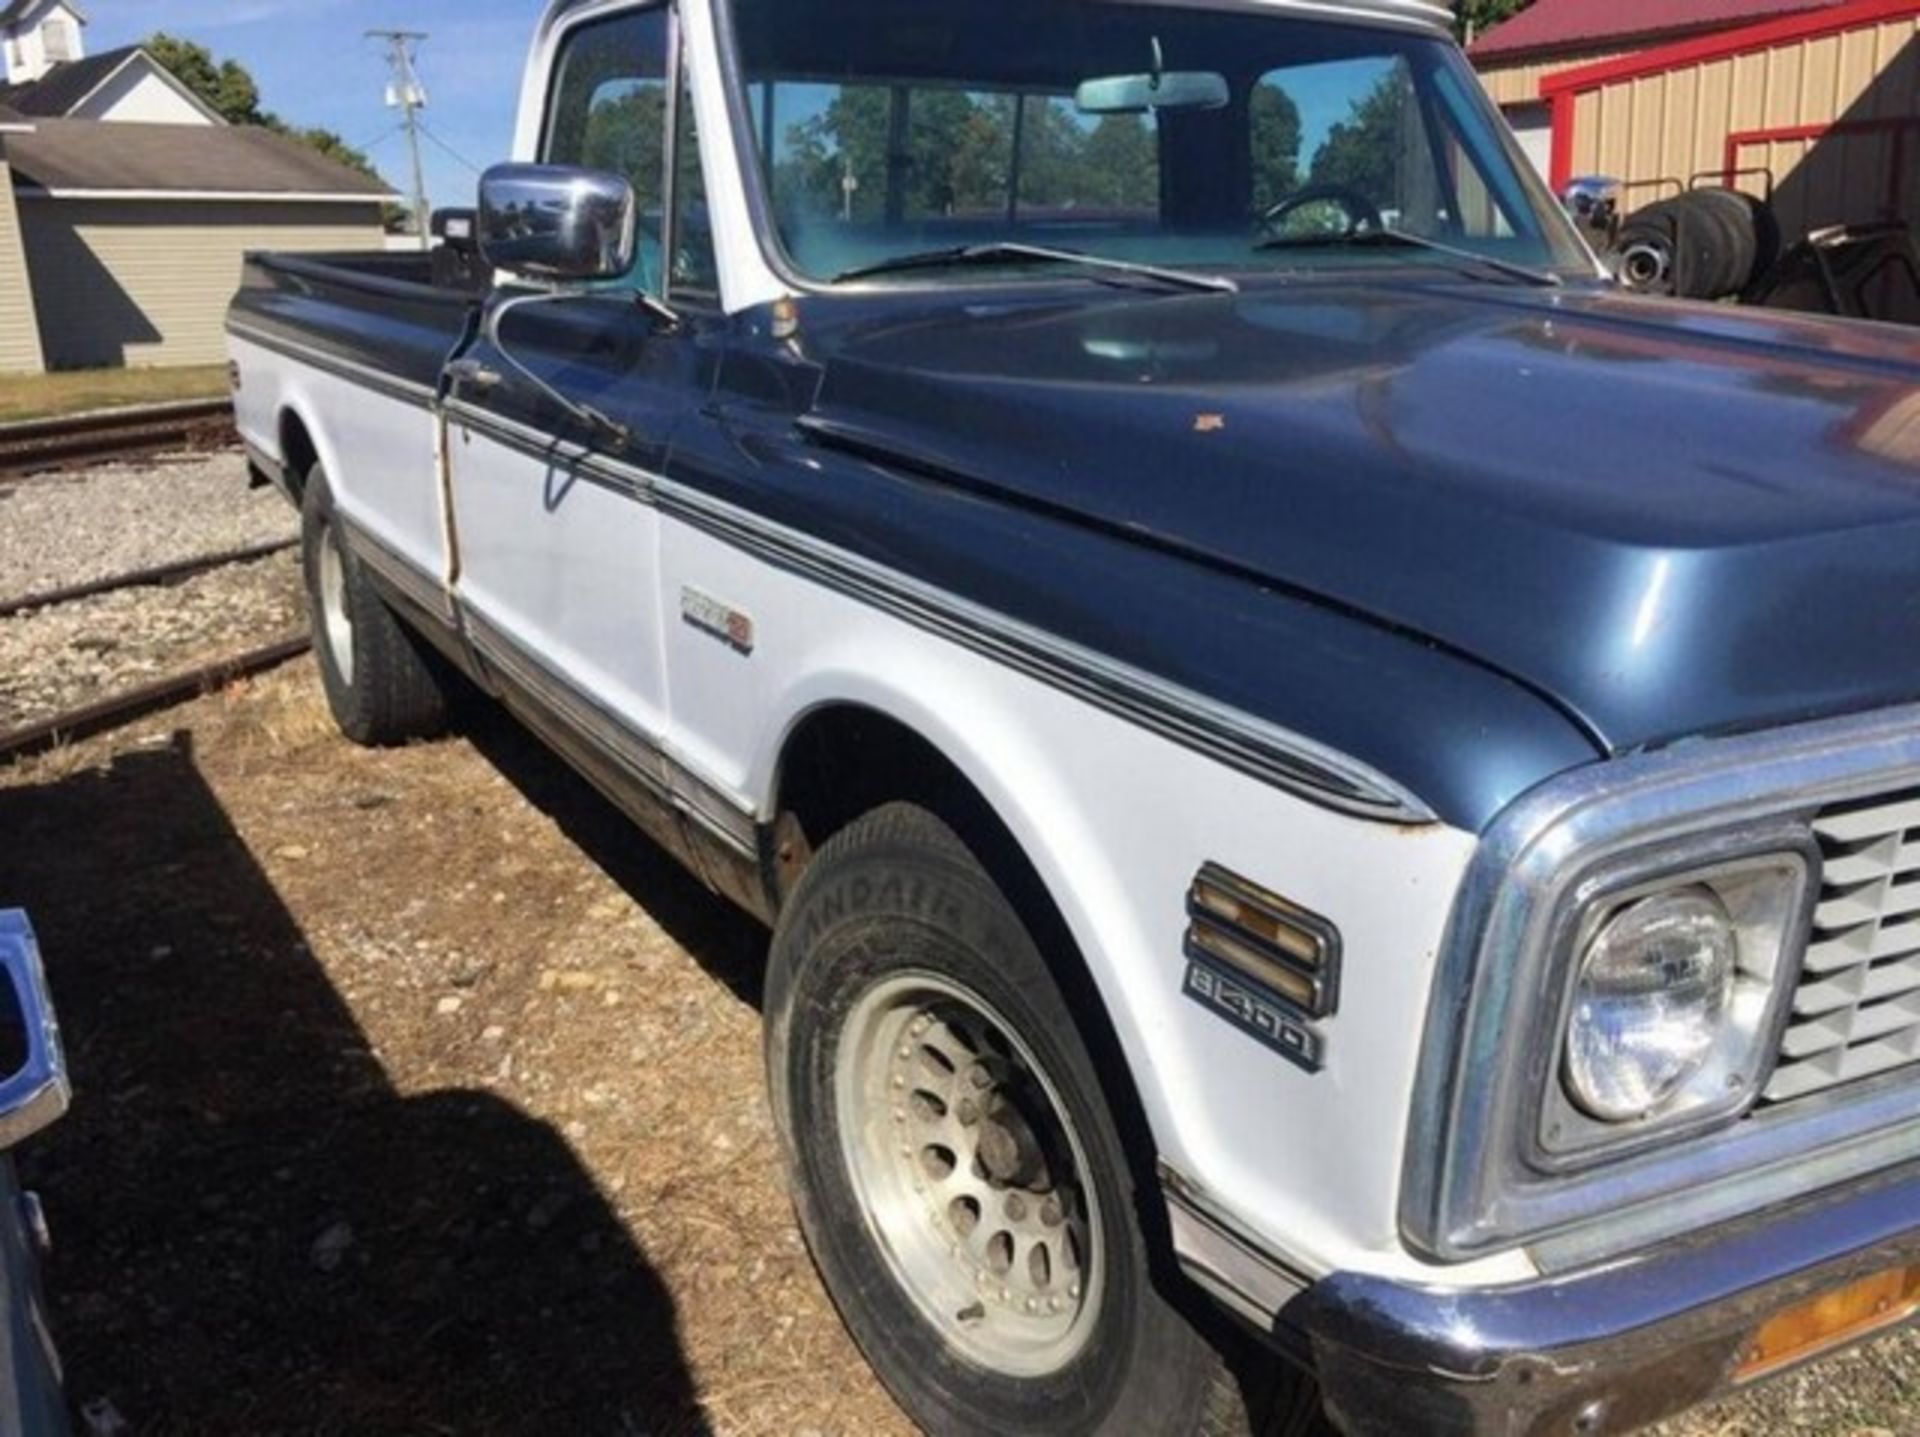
[0,451,293,606]
[0,550,304,730]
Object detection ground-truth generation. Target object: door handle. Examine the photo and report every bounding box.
[447,358,504,393]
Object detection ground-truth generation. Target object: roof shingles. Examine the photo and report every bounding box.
[5,118,391,198]
[0,43,141,116]
[1470,0,1845,59]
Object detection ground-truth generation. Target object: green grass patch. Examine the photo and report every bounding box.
[0,365,231,424]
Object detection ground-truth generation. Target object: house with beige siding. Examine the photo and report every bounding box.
[0,107,44,374]
[0,3,392,375]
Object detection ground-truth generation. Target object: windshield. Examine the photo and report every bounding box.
[724,0,1589,286]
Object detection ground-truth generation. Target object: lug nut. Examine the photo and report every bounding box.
[1040,1197,1063,1226]
[1004,1194,1028,1222]
[968,1064,993,1091]
[957,1099,980,1126]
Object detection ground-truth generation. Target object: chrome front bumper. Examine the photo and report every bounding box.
[1284,1164,1920,1435]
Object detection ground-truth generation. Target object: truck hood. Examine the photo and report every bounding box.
[808,281,1920,754]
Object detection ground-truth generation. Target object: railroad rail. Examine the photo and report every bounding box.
[0,398,237,479]
[0,635,312,764]
[0,539,298,622]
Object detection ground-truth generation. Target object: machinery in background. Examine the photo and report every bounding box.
[1564,173,1919,325]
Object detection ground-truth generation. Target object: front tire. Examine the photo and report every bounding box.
[300,465,448,747]
[765,802,1321,1436]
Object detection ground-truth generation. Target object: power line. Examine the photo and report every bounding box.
[367,29,431,251]
[417,122,484,177]
[351,123,404,156]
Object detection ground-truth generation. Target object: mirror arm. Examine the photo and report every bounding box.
[636,290,683,335]
[479,287,654,447]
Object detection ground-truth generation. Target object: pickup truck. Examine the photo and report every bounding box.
[225,0,1920,1432]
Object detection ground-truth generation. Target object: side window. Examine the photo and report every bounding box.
[543,8,671,294]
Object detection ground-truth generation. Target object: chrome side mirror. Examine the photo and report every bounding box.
[1561,175,1622,252]
[477,163,637,283]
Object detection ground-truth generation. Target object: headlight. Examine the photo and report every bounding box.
[1563,888,1736,1121]
[1538,854,1812,1166]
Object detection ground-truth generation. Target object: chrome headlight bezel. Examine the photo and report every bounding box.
[1528,849,1814,1172]
[1389,700,1920,1266]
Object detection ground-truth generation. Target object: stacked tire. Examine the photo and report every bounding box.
[1615,188,1779,302]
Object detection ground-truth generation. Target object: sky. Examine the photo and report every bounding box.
[86,0,541,210]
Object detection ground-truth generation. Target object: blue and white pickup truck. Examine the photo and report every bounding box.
[225,0,1920,1432]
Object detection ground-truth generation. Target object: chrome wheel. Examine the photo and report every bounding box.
[835,972,1102,1377]
[317,522,355,688]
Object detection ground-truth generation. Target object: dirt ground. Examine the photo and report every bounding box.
[2,661,910,1436]
[1,661,1915,1436]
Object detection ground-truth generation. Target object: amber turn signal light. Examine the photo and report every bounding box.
[1736,1265,1920,1383]
[1185,865,1340,1020]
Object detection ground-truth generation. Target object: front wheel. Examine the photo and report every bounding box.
[765,802,1324,1436]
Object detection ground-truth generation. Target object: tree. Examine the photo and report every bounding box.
[144,32,387,187]
[1309,72,1409,198]
[1250,83,1303,211]
[1454,0,1532,43]
[1080,115,1157,210]
[145,33,260,124]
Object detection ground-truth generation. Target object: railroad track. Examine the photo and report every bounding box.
[0,538,298,622]
[0,635,311,764]
[0,398,237,479]
[1,534,307,764]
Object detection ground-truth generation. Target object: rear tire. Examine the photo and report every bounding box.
[764,802,1326,1436]
[300,464,448,747]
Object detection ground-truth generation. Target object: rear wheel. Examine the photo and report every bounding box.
[300,465,449,746]
[765,802,1326,1436]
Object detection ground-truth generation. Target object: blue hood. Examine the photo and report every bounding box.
[810,279,1920,754]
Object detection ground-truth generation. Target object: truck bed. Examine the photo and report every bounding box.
[230,249,478,399]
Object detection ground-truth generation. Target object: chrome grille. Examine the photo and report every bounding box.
[1766,791,1920,1104]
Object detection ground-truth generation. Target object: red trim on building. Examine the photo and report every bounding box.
[1723,117,1917,208]
[1541,0,1920,95]
[1549,89,1579,190]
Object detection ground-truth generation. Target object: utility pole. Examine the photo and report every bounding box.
[369,29,431,251]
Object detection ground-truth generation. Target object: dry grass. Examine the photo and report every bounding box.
[0,365,230,423]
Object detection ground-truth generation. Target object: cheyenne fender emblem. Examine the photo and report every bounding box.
[1183,864,1340,1073]
[681,586,756,654]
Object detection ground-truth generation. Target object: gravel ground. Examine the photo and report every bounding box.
[0,451,293,605]
[0,551,304,730]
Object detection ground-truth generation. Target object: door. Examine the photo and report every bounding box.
[445,1,712,771]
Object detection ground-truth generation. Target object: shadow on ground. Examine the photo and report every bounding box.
[456,701,770,1015]
[0,732,712,1436]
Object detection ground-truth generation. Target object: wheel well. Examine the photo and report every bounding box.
[777,709,1088,1001]
[278,409,319,507]
[774,705,1176,1243]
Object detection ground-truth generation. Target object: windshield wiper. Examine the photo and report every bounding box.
[834,242,1237,294]
[1255,226,1562,288]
